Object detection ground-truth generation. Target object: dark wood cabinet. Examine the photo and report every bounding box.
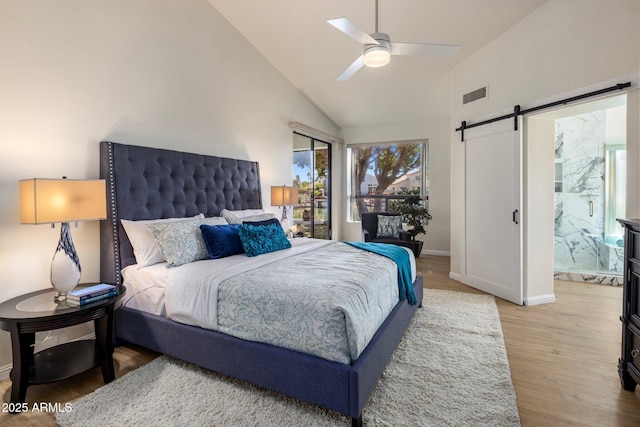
[618,218,640,391]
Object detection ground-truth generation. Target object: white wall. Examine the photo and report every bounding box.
[628,89,640,218]
[0,0,338,372]
[450,0,640,300]
[524,117,556,304]
[341,116,452,255]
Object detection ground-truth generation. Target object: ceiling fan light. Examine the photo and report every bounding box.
[363,35,391,68]
[364,46,390,67]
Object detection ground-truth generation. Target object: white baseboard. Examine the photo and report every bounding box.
[524,294,556,306]
[0,362,10,381]
[420,249,451,257]
[446,273,555,306]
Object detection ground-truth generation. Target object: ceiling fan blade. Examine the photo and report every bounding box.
[336,55,365,81]
[327,18,379,45]
[391,42,460,57]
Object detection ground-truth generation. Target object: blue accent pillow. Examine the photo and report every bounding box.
[237,222,291,257]
[200,224,244,259]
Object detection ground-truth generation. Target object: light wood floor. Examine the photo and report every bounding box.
[1,255,639,426]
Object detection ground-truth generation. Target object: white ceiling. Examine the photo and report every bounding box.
[208,0,548,130]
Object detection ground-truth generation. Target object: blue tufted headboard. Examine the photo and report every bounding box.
[99,141,262,285]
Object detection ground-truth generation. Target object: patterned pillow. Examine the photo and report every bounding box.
[237,222,291,257]
[146,217,228,267]
[121,214,204,267]
[377,215,403,238]
[200,224,244,259]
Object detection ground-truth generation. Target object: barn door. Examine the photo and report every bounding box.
[462,118,523,305]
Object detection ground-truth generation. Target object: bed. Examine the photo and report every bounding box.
[99,141,424,426]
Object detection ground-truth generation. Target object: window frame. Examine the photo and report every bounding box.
[346,139,428,222]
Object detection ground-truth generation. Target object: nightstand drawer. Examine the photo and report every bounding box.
[626,328,640,376]
[627,325,640,378]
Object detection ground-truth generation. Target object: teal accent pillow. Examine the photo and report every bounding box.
[242,217,280,227]
[200,224,244,259]
[237,222,291,257]
[377,215,403,238]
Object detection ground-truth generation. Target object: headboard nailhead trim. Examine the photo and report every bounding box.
[107,142,121,285]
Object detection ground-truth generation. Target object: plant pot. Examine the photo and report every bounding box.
[411,240,423,258]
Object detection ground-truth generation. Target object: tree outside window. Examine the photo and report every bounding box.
[347,141,428,221]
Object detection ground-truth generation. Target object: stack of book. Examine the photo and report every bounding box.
[67,283,117,306]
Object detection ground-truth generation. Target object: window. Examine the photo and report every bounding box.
[292,133,331,239]
[347,140,428,221]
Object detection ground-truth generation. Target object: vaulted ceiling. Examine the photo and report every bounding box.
[208,0,548,130]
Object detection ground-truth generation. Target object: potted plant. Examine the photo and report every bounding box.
[390,190,432,241]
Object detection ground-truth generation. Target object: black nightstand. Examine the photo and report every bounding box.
[0,283,124,405]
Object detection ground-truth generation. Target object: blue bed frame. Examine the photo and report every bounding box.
[99,141,423,426]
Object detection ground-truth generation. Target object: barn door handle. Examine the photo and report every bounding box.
[512,209,519,224]
[589,200,594,217]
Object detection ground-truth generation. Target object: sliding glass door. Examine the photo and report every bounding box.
[292,133,331,239]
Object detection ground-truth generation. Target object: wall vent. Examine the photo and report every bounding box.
[463,86,487,104]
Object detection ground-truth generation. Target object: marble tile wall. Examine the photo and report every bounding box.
[554,110,623,283]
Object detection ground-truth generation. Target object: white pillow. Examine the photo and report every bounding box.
[146,217,229,268]
[220,208,265,221]
[224,212,276,225]
[121,214,204,267]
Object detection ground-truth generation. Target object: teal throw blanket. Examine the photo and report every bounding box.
[344,242,417,306]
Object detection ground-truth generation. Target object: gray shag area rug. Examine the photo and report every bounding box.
[56,290,520,426]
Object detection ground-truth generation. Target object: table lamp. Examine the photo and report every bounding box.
[270,185,298,228]
[20,178,107,301]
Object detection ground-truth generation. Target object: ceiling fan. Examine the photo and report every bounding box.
[327,0,460,81]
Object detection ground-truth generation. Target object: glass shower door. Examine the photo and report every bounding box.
[597,142,626,275]
[554,112,605,275]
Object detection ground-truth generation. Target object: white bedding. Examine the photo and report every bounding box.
[122,238,417,363]
[123,240,416,306]
[165,238,335,329]
[121,240,335,317]
[121,263,171,315]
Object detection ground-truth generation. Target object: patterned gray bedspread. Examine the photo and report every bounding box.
[165,239,415,364]
[166,240,404,364]
[217,241,401,363]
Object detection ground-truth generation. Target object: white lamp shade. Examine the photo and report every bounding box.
[20,178,107,224]
[270,186,298,207]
